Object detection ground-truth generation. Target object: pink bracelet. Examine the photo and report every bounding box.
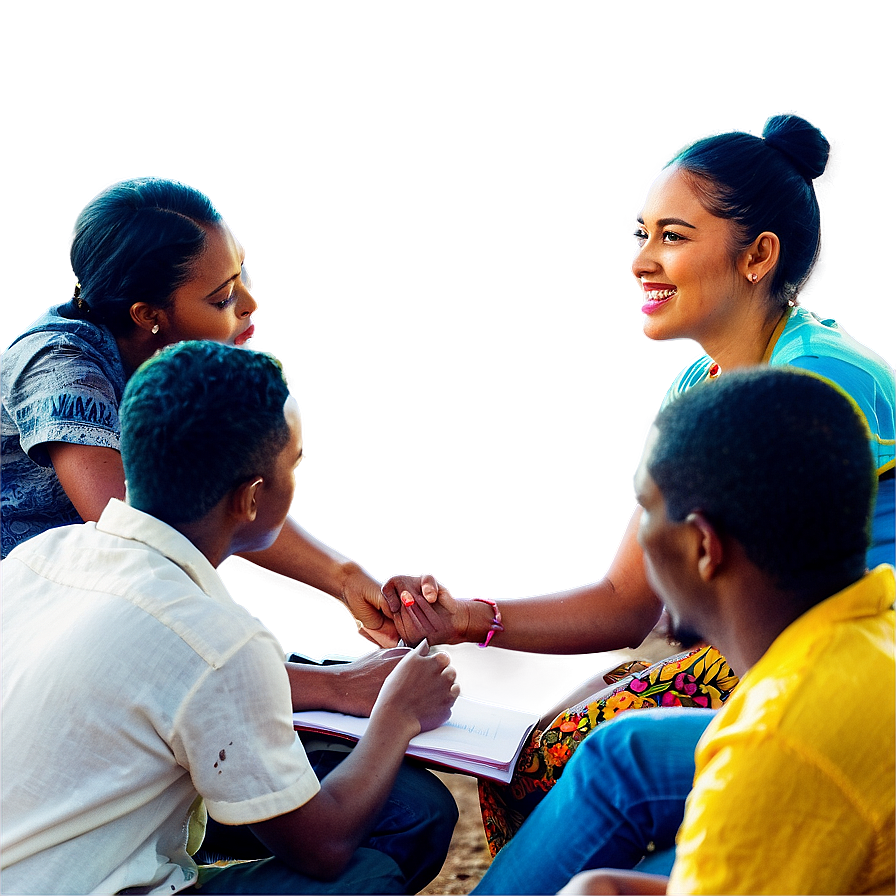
[473,598,504,648]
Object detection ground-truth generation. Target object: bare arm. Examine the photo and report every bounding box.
[387,509,663,654]
[45,443,127,521]
[240,518,400,646]
[46,441,399,644]
[250,642,459,880]
[286,650,403,716]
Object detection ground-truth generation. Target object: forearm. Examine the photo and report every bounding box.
[239,516,369,600]
[468,511,662,653]
[285,663,352,713]
[310,711,416,848]
[252,721,412,880]
[489,582,661,654]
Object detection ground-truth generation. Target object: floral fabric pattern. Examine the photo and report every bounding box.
[479,646,738,856]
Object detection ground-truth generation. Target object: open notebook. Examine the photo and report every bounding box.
[294,695,539,783]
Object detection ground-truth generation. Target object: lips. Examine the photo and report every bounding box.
[234,324,255,346]
[640,282,677,315]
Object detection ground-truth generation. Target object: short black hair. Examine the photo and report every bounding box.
[120,341,291,525]
[648,368,875,590]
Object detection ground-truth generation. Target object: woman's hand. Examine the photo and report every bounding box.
[382,575,476,646]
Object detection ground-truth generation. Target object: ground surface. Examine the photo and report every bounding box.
[420,773,492,895]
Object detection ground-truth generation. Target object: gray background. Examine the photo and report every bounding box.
[0,0,894,616]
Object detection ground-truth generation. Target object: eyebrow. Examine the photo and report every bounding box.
[637,215,697,229]
[205,271,241,299]
[206,252,246,299]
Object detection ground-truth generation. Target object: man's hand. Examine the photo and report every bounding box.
[341,566,401,647]
[372,640,460,736]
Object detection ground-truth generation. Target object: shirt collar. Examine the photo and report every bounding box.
[96,499,233,604]
[755,564,894,673]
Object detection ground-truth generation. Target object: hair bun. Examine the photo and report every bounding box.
[762,114,830,181]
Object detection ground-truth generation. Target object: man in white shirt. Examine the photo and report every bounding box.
[1,341,459,895]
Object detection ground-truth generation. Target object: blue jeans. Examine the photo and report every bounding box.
[192,751,457,894]
[472,708,715,895]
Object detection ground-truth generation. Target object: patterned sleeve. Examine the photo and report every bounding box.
[3,333,122,465]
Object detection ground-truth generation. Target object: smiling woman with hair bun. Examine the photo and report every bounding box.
[383,114,895,889]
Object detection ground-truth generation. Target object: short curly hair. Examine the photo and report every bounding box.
[120,341,291,525]
[648,368,875,590]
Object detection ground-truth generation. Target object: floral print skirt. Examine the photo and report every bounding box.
[479,645,739,856]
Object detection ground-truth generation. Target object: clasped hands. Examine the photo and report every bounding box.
[343,570,469,648]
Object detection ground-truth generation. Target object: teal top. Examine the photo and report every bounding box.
[662,306,896,566]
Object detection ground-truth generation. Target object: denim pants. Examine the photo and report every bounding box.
[189,750,458,894]
[472,707,715,895]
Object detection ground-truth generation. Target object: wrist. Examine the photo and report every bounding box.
[337,560,371,604]
[469,598,503,647]
[369,699,422,743]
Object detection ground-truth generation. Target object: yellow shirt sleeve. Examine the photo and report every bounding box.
[668,738,879,895]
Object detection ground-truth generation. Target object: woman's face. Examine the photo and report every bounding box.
[632,166,746,344]
[158,221,257,347]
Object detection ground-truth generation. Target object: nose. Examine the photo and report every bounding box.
[632,240,660,281]
[238,284,258,319]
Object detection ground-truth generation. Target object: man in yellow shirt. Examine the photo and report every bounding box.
[563,367,894,895]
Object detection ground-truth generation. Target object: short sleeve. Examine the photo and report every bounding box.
[3,334,122,465]
[668,738,873,895]
[170,628,320,825]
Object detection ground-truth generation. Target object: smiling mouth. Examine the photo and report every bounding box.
[643,288,677,301]
[641,287,677,316]
[234,325,255,346]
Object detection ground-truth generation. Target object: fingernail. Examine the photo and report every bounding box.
[400,592,415,607]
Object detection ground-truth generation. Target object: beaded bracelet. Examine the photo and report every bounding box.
[473,598,504,648]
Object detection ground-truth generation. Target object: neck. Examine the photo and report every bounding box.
[712,563,863,676]
[171,505,241,569]
[115,331,160,378]
[700,303,788,373]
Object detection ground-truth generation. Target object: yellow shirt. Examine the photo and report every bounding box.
[668,565,895,895]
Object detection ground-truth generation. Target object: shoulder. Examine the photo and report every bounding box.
[700,590,894,788]
[3,304,125,391]
[5,522,281,670]
[772,307,894,387]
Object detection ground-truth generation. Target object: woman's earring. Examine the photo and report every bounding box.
[151,324,160,335]
[749,273,758,283]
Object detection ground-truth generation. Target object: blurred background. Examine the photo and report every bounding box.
[4,1,893,707]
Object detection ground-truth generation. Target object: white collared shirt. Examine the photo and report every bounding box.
[1,500,319,895]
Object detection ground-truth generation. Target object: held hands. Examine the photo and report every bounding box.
[372,640,460,737]
[381,575,471,647]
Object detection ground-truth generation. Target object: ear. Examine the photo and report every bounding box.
[685,512,724,582]
[740,231,780,286]
[129,302,163,335]
[228,477,264,524]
